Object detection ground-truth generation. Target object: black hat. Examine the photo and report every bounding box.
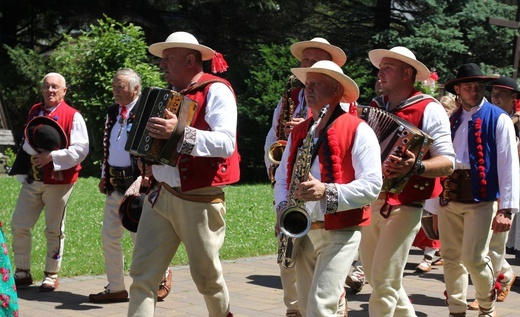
[118,194,144,232]
[445,63,495,95]
[25,116,68,152]
[486,76,520,94]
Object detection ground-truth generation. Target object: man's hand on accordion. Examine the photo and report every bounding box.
[147,109,178,140]
[383,149,416,179]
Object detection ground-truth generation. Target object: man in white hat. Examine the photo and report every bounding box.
[273,60,382,317]
[263,37,354,317]
[127,31,239,317]
[359,46,455,317]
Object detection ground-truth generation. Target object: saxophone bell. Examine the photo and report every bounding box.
[268,140,287,165]
[279,205,311,239]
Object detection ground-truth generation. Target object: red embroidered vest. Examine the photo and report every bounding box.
[176,73,240,191]
[286,111,371,229]
[383,92,443,205]
[30,102,81,184]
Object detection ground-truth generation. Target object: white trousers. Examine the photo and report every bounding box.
[360,199,421,317]
[11,179,74,274]
[296,227,360,317]
[128,185,230,317]
[102,191,136,291]
[438,201,496,314]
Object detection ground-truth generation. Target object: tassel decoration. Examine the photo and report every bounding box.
[211,51,229,73]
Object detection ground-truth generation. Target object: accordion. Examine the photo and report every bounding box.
[125,87,198,166]
[357,105,433,194]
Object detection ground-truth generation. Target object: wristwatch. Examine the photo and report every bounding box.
[416,161,425,175]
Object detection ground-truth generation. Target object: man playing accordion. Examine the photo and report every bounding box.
[359,46,455,317]
[127,31,239,317]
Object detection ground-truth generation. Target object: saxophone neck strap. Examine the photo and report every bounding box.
[310,104,345,165]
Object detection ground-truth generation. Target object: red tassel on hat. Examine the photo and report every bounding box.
[211,51,229,73]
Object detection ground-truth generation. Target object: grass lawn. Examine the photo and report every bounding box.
[0,175,277,281]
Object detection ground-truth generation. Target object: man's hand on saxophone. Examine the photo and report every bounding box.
[283,117,306,138]
[294,173,325,201]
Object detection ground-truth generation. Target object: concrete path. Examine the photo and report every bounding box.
[17,249,520,316]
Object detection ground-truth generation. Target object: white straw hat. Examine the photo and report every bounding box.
[291,60,359,103]
[368,46,430,82]
[290,37,347,67]
[149,31,215,60]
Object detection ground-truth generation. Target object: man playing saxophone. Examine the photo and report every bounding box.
[273,60,382,317]
[263,37,348,317]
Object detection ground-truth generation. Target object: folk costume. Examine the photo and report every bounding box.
[128,31,239,317]
[360,47,455,317]
[91,98,139,302]
[274,61,382,317]
[438,64,519,317]
[9,99,89,290]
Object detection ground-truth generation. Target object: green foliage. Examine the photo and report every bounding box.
[3,15,165,176]
[238,41,298,182]
[50,15,165,175]
[0,176,276,280]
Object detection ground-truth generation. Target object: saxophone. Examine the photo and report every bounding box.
[268,75,304,185]
[277,104,329,269]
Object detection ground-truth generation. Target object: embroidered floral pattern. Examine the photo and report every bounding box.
[180,126,196,154]
[474,118,487,198]
[324,183,338,214]
[0,227,19,316]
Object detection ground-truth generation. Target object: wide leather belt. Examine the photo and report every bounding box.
[161,182,225,204]
[310,221,325,230]
[109,166,133,179]
[108,166,134,193]
[442,169,477,203]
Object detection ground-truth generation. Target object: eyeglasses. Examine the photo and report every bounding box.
[41,84,63,91]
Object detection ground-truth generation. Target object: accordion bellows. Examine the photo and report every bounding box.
[125,87,198,166]
[358,105,433,194]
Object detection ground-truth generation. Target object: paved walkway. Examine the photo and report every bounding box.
[17,249,520,316]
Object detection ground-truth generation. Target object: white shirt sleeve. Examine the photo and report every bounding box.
[184,82,237,158]
[495,113,520,213]
[51,112,90,171]
[422,101,455,167]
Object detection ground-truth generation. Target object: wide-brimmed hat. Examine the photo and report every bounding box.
[148,31,228,73]
[368,46,430,82]
[25,116,68,152]
[291,60,359,103]
[486,76,520,94]
[119,194,144,233]
[290,37,347,67]
[149,31,214,60]
[445,63,495,94]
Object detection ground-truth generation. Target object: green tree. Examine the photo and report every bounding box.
[5,16,165,176]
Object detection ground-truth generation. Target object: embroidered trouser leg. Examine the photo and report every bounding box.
[439,201,496,314]
[128,185,230,317]
[102,191,136,291]
[360,199,421,317]
[296,227,360,317]
[11,180,74,274]
[488,223,514,283]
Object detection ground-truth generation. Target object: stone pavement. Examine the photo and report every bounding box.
[16,249,520,316]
